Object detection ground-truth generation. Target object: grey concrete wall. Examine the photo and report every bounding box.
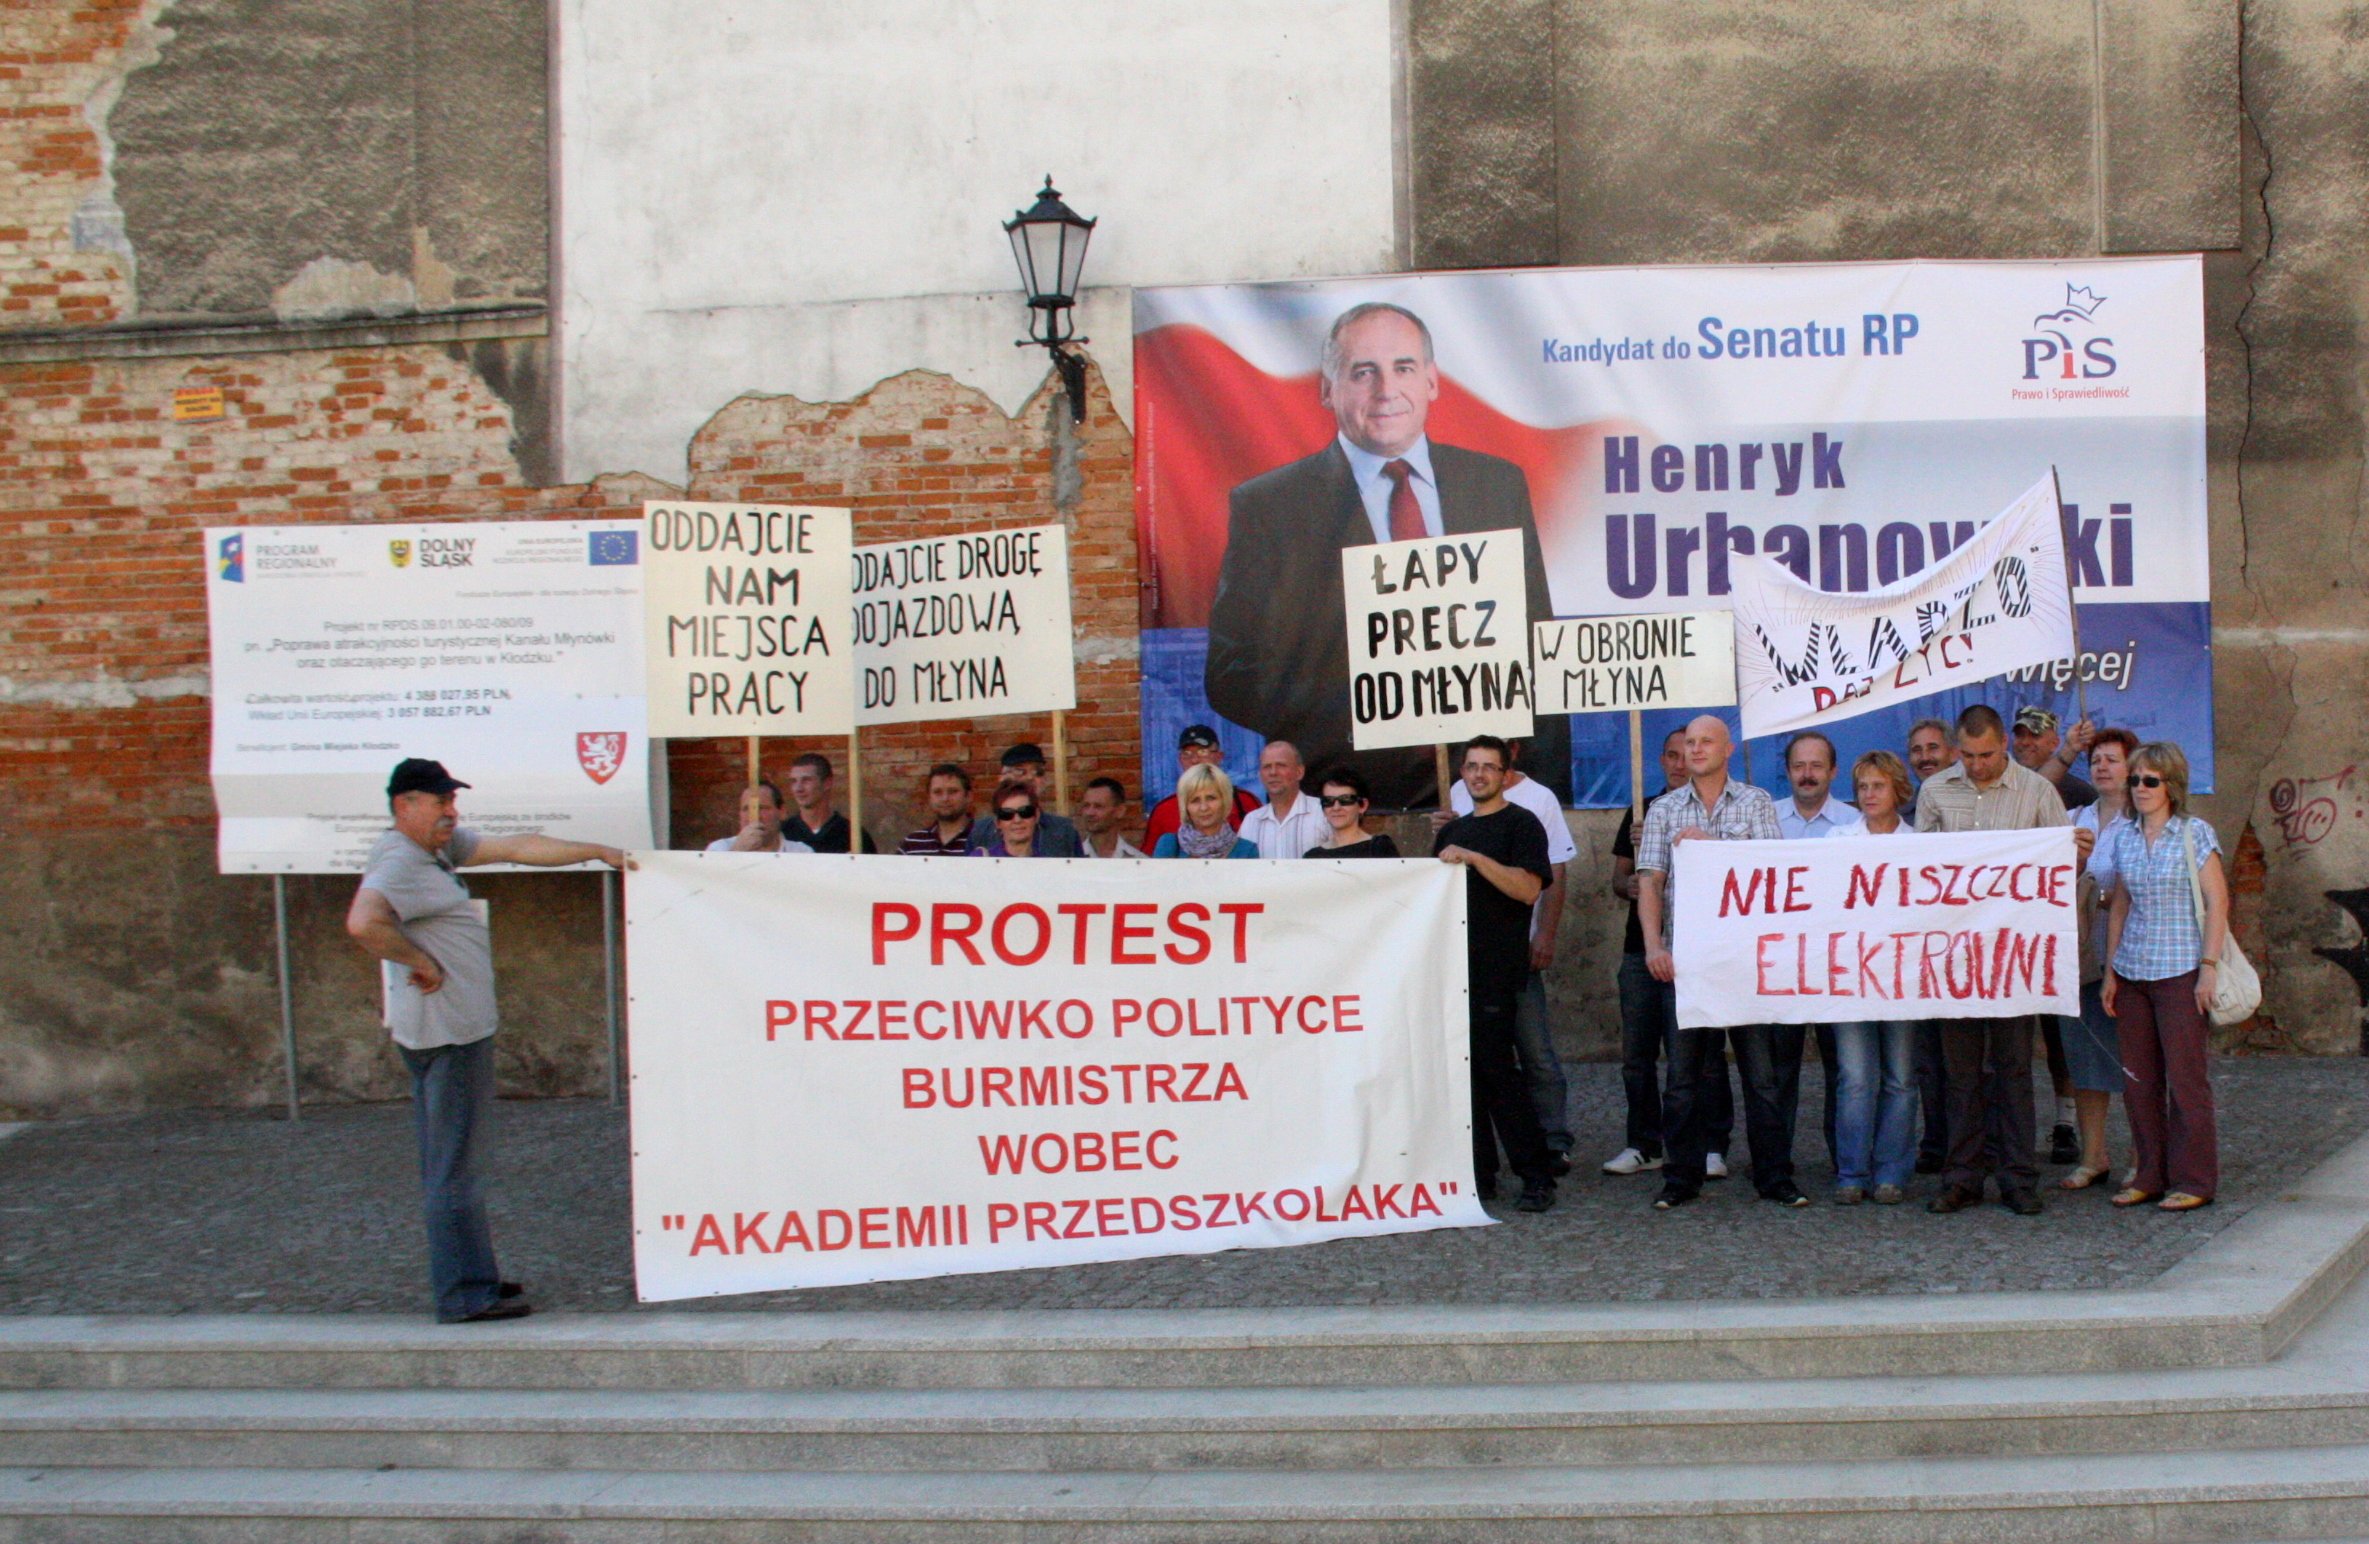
[1408,0,2369,1058]
[106,0,549,323]
[0,832,614,1118]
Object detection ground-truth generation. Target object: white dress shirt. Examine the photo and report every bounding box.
[1777,792,1864,841]
[1239,793,1333,859]
[1338,434,1442,544]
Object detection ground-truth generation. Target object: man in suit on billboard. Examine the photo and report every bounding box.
[1205,301,1568,808]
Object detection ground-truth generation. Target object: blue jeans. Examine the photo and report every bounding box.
[1513,972,1573,1151]
[1831,1021,1918,1189]
[1666,1019,1803,1195]
[400,1036,503,1322]
[1619,955,1733,1158]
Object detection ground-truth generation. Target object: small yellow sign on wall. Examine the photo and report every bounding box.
[172,386,225,423]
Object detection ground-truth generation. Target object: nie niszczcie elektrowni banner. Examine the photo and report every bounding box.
[625,853,1487,1300]
[1134,257,2207,807]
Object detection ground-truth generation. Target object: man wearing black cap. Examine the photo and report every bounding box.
[963,743,1085,856]
[1143,725,1260,848]
[346,759,632,1323]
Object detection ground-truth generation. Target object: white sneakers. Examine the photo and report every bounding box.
[1604,1150,1728,1178]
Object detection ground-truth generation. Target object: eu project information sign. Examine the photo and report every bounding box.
[205,521,655,874]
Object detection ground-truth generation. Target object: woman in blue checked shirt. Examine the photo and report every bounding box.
[2097,741,2228,1212]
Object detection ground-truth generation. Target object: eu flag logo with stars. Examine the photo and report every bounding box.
[589,530,639,566]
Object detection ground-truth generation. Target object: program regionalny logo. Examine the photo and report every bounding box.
[2021,283,2117,381]
[217,532,243,582]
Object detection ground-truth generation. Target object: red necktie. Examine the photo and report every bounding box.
[1382,459,1425,542]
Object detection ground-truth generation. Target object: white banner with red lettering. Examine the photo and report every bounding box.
[625,852,1485,1300]
[1671,828,2081,1029]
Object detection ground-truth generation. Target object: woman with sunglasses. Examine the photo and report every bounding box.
[1151,763,1261,859]
[973,788,1054,857]
[2096,741,2226,1212]
[1304,766,1399,857]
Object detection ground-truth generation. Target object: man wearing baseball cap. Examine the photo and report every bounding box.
[962,743,1085,856]
[1143,725,1259,848]
[2012,706,2098,811]
[346,758,633,1323]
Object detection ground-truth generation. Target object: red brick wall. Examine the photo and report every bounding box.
[0,0,140,325]
[0,347,654,831]
[666,368,1141,851]
[0,347,1141,845]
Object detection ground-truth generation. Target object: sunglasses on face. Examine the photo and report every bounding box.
[1318,794,1364,809]
[2131,775,2166,789]
[996,805,1038,821]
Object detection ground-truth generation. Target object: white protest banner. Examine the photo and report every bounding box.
[625,854,1484,1300]
[1731,472,2074,740]
[641,501,853,736]
[1533,610,1735,713]
[205,521,653,874]
[1671,828,2081,1029]
[852,524,1075,726]
[1339,530,1535,751]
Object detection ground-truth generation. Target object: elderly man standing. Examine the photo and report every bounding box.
[1238,741,1330,859]
[1915,706,2074,1216]
[346,759,632,1323]
[1636,715,1795,1211]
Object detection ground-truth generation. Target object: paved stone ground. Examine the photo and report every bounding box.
[1,1058,2363,1317]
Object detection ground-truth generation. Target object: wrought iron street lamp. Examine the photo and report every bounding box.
[1005,176,1097,423]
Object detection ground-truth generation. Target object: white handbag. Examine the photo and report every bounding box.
[2181,820,2261,1026]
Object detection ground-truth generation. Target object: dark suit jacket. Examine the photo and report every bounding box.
[1205,440,1570,808]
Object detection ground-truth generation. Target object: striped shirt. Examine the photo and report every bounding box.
[2096,814,2220,982]
[899,825,971,855]
[1911,759,2070,834]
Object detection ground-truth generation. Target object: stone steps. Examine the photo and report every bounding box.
[0,1444,2366,1543]
[2,1354,2369,1473]
[0,1128,2357,1540]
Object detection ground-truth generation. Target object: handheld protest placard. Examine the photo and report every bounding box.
[1339,529,1535,752]
[641,502,854,737]
[851,523,1076,728]
[1533,610,1736,715]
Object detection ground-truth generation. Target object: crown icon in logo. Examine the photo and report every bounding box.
[2033,284,2108,328]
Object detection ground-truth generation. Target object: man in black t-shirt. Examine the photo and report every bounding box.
[1436,735,1558,1212]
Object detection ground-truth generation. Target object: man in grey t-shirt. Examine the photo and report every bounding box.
[347,758,632,1323]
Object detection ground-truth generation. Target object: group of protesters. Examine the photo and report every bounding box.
[1614,704,2227,1223]
[713,704,2227,1225]
[342,698,2227,1324]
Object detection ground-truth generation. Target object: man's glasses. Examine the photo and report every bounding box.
[2131,775,2167,789]
[1317,794,1364,809]
[996,805,1039,821]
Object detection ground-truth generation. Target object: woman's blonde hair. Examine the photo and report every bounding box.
[1851,749,1914,813]
[2128,741,2191,817]
[1175,761,1236,812]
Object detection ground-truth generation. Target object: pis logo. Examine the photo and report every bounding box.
[2021,284,2117,380]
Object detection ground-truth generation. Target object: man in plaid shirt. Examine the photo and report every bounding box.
[1635,715,1797,1211]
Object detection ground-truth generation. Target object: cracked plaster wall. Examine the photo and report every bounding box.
[105,0,547,324]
